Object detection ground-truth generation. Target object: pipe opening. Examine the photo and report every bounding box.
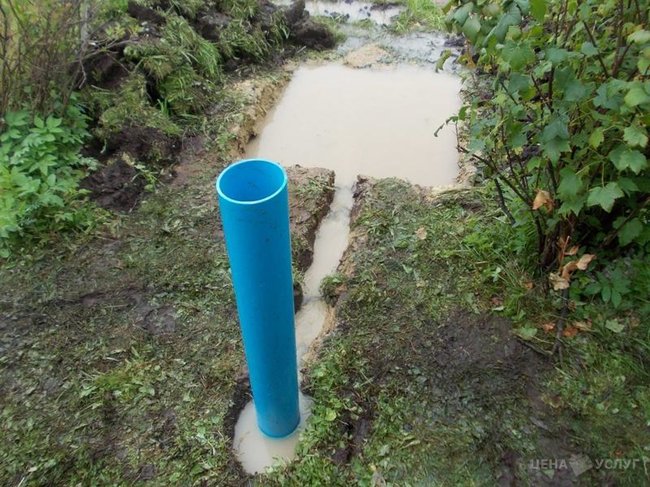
[217,159,287,204]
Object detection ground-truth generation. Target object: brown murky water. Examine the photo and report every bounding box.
[235,63,461,474]
[246,63,462,187]
[275,0,403,25]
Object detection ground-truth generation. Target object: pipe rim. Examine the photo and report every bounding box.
[216,159,287,205]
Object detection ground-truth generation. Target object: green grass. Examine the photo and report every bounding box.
[262,180,649,485]
[391,0,446,33]
[0,69,332,485]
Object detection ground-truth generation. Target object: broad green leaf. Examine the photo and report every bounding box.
[618,218,643,246]
[462,16,481,41]
[545,47,568,64]
[558,195,586,216]
[542,138,570,162]
[487,9,522,44]
[628,30,650,44]
[639,57,650,74]
[605,319,624,333]
[623,124,648,148]
[618,177,639,194]
[557,168,584,199]
[564,79,587,101]
[530,0,546,21]
[580,42,598,57]
[588,128,604,148]
[502,42,536,70]
[514,0,530,14]
[541,117,570,162]
[587,183,624,212]
[46,117,62,129]
[507,73,532,95]
[609,146,647,174]
[624,85,650,107]
[452,3,472,26]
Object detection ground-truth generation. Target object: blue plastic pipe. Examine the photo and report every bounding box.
[216,159,300,438]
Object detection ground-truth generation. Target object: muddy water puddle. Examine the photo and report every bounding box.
[234,62,461,473]
[275,0,403,25]
[246,64,461,187]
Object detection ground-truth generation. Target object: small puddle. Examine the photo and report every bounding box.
[234,62,461,474]
[233,394,313,474]
[275,0,403,25]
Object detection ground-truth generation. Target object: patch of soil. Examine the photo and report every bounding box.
[328,391,376,465]
[284,0,336,50]
[135,304,177,336]
[127,1,166,25]
[82,127,180,211]
[80,157,146,212]
[194,10,231,41]
[83,50,131,90]
[223,376,253,480]
[287,165,336,271]
[344,43,390,68]
[433,310,539,386]
[104,126,180,166]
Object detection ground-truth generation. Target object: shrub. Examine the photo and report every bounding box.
[0,0,103,118]
[445,0,649,285]
[0,105,96,256]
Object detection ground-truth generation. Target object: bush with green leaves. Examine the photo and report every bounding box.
[0,106,96,256]
[446,0,649,280]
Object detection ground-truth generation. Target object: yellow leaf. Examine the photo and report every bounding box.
[560,261,578,281]
[549,272,570,290]
[532,190,554,211]
[576,253,596,270]
[565,245,579,256]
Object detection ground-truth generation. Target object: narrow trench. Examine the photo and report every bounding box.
[231,61,462,474]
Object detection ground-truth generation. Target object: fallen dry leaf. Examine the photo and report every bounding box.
[558,253,597,286]
[542,322,556,333]
[491,296,504,306]
[415,227,427,240]
[560,261,579,281]
[532,190,554,211]
[524,281,534,290]
[550,272,570,290]
[574,320,592,331]
[576,253,596,270]
[563,326,579,338]
[565,245,579,256]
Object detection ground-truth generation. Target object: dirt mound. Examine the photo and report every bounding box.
[104,126,180,166]
[81,127,180,211]
[80,157,146,212]
[287,165,336,271]
[284,0,336,50]
[194,10,231,41]
[127,1,166,25]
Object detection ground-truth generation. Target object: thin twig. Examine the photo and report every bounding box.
[582,21,610,78]
[494,178,516,225]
